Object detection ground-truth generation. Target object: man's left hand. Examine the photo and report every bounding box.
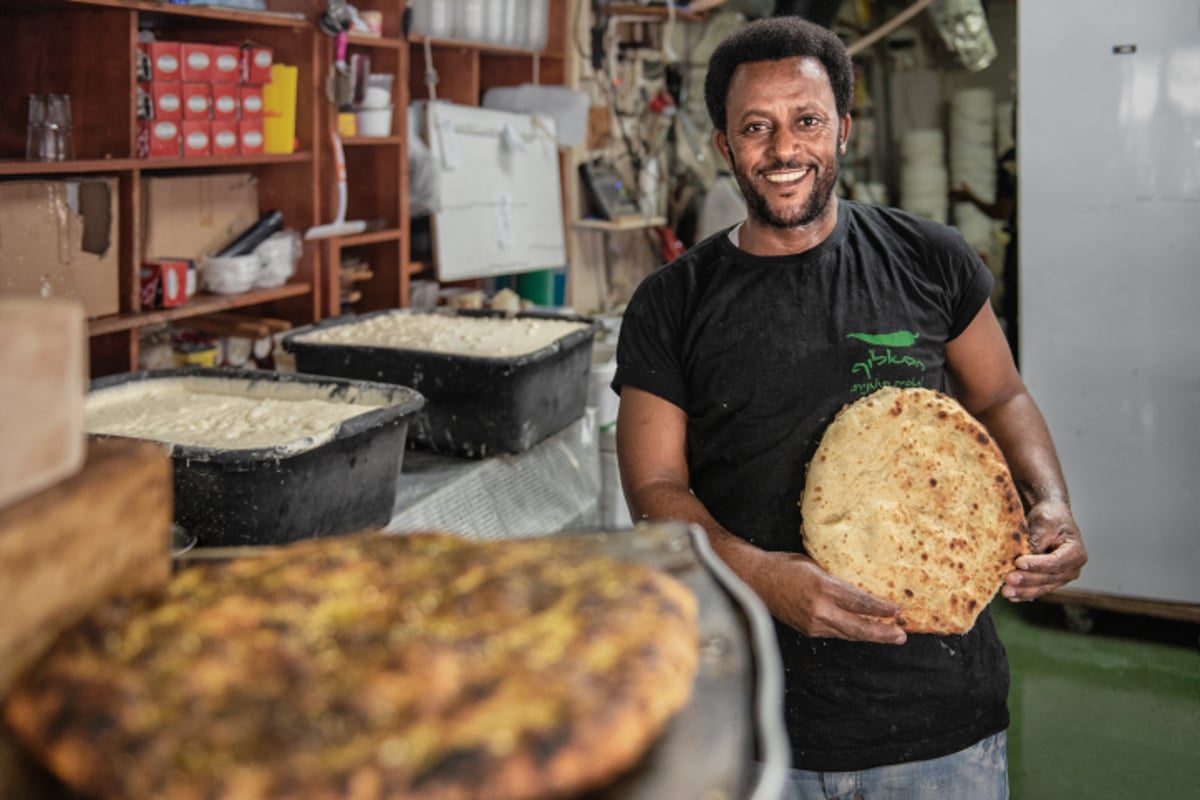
[1002,499,1087,602]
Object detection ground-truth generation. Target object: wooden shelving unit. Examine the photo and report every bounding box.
[1,1,576,374]
[0,0,320,377]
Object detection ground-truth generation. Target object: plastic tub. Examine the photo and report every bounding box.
[87,368,425,547]
[281,309,601,458]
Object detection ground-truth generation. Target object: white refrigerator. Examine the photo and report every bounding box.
[1019,1,1200,605]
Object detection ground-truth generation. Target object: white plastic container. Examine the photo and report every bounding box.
[456,0,486,43]
[356,106,394,137]
[524,0,548,50]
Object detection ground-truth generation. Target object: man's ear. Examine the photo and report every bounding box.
[838,114,852,155]
[714,129,735,169]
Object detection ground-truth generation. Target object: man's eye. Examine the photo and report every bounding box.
[744,122,768,134]
[800,116,821,126]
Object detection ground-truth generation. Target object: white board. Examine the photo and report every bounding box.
[424,101,566,281]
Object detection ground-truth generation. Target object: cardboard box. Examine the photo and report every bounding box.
[0,179,119,318]
[136,41,182,82]
[182,82,210,120]
[137,118,181,158]
[211,119,239,156]
[140,259,189,308]
[180,43,212,82]
[238,84,264,118]
[141,173,259,264]
[240,45,274,85]
[211,45,241,83]
[211,83,238,120]
[181,120,211,157]
[238,118,264,155]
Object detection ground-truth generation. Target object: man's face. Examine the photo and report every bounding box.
[716,57,848,230]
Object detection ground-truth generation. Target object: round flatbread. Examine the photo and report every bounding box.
[800,386,1029,634]
[4,531,698,800]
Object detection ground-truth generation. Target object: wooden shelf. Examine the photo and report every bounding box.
[346,33,403,50]
[576,216,666,232]
[0,152,312,177]
[88,283,313,336]
[336,228,403,247]
[342,136,403,147]
[59,0,309,28]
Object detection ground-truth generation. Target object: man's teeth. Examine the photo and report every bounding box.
[765,170,809,183]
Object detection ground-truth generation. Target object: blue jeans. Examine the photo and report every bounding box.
[779,732,1008,800]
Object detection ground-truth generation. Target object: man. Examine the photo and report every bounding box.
[613,17,1086,799]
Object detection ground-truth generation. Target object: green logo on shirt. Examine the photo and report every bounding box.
[848,330,926,395]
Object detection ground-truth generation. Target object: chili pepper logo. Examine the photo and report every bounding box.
[846,330,920,347]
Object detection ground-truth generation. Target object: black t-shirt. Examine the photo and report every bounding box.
[614,200,1011,771]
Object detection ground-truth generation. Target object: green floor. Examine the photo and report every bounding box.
[994,601,1200,799]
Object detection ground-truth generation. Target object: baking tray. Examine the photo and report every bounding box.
[86,368,425,548]
[281,309,601,458]
[0,523,788,800]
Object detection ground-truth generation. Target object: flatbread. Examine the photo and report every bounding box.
[3,531,698,800]
[800,387,1028,634]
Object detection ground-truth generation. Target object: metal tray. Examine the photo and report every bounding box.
[0,523,787,799]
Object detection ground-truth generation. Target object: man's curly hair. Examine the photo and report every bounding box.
[704,16,855,133]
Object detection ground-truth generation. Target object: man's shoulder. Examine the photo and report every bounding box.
[843,200,970,253]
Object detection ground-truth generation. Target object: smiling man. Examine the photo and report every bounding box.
[612,16,1086,800]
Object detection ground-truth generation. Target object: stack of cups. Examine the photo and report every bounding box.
[356,74,394,137]
[949,88,997,255]
[26,94,75,162]
[899,128,948,223]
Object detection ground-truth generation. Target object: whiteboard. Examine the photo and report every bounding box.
[423,102,566,281]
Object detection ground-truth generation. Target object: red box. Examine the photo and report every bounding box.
[137,118,181,158]
[180,43,213,82]
[148,81,183,121]
[238,119,264,155]
[211,119,239,156]
[240,45,274,85]
[136,41,182,82]
[211,45,242,84]
[141,260,190,308]
[238,85,264,118]
[211,83,238,120]
[181,121,211,157]
[181,82,211,120]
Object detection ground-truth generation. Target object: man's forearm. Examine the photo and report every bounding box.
[974,392,1070,509]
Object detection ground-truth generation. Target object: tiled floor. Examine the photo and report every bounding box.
[994,600,1200,799]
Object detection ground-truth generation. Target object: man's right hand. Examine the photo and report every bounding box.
[760,551,908,644]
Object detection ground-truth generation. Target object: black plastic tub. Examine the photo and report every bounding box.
[87,368,425,548]
[281,309,600,458]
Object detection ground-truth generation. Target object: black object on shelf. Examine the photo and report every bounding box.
[215,209,284,257]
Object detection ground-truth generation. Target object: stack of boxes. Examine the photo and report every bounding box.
[136,40,273,158]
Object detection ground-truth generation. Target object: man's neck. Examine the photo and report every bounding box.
[736,197,840,257]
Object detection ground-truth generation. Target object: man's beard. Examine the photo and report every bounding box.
[730,154,839,230]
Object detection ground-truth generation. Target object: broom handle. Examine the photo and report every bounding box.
[332,130,348,224]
